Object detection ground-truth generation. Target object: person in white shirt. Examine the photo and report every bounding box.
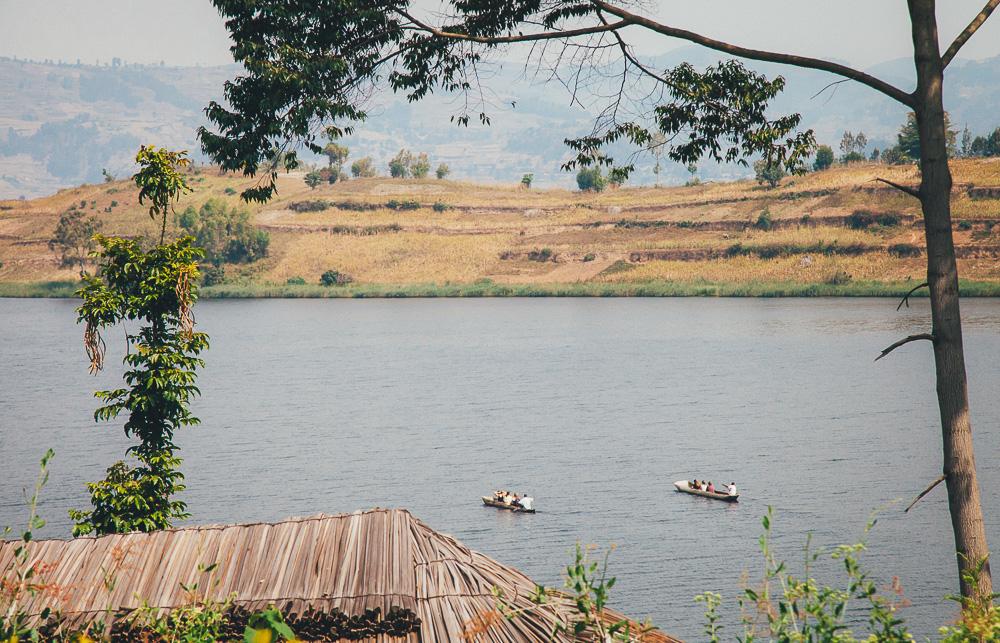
[726,482,737,496]
[519,496,534,511]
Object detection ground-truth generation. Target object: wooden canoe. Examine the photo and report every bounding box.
[482,496,536,513]
[673,481,739,502]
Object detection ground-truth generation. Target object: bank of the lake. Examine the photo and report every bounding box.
[5,278,1000,299]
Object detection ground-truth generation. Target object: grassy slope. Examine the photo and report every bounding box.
[2,159,1000,298]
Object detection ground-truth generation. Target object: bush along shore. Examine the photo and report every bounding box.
[4,278,1000,299]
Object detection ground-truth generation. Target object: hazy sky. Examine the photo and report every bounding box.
[2,1,999,69]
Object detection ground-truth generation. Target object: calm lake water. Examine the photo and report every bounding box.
[3,297,1000,638]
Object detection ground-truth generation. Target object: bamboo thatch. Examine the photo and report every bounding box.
[2,509,678,642]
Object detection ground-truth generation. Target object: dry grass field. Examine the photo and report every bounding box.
[2,158,999,296]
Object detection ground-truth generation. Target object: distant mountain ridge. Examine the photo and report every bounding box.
[1,50,998,199]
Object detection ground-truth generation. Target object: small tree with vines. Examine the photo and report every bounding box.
[70,146,210,536]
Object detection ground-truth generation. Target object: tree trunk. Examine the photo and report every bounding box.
[908,0,992,599]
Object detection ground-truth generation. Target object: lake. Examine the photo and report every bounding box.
[2,297,1000,639]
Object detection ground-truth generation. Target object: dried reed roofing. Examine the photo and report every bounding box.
[3,508,678,642]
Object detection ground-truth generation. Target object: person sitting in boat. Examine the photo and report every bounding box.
[706,481,716,493]
[512,494,523,507]
[726,482,737,496]
[690,480,701,490]
[519,496,534,511]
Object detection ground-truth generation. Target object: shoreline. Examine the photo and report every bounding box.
[4,279,1000,299]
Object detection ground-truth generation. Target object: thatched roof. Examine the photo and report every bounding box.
[3,508,677,642]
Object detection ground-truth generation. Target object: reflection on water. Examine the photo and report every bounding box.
[2,297,1000,639]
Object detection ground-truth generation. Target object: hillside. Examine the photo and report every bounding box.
[3,52,1000,199]
[3,159,1000,297]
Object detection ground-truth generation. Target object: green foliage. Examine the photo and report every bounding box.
[754,158,786,188]
[582,252,596,262]
[958,220,973,231]
[694,592,722,643]
[888,243,922,258]
[754,208,774,231]
[527,248,554,262]
[245,607,296,642]
[133,146,191,242]
[969,128,1000,157]
[102,168,116,183]
[49,209,102,267]
[320,269,352,286]
[520,173,534,189]
[841,151,866,164]
[840,130,868,158]
[881,146,907,165]
[712,507,914,642]
[350,156,377,177]
[939,561,1000,642]
[285,276,306,285]
[304,170,322,189]
[386,199,420,210]
[826,269,852,285]
[813,146,834,171]
[71,150,208,537]
[177,199,270,265]
[576,166,606,192]
[435,162,450,179]
[896,111,958,160]
[411,152,431,178]
[388,149,413,178]
[1,449,55,643]
[224,187,237,195]
[847,210,901,229]
[432,201,450,212]
[494,544,647,641]
[322,141,349,169]
[202,265,226,286]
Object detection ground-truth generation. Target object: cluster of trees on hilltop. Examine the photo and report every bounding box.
[302,139,453,189]
[812,116,1000,172]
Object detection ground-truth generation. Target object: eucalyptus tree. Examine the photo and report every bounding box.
[199,0,999,599]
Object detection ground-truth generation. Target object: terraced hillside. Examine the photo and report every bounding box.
[2,159,1000,296]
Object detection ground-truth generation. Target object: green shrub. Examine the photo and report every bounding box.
[110,200,118,208]
[288,200,329,212]
[521,173,534,189]
[202,265,226,286]
[888,243,921,258]
[826,270,852,285]
[435,163,450,179]
[179,198,270,264]
[286,276,306,285]
[754,209,774,231]
[576,167,606,192]
[957,220,973,231]
[753,159,786,188]
[320,269,352,286]
[847,210,901,229]
[387,199,420,210]
[813,145,835,171]
[527,248,555,262]
[432,201,450,212]
[582,253,596,262]
[224,187,237,195]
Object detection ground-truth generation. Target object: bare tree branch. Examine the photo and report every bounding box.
[396,3,915,107]
[897,282,929,311]
[942,0,1000,68]
[397,9,630,44]
[875,333,935,362]
[589,0,915,107]
[905,474,947,513]
[875,177,921,198]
